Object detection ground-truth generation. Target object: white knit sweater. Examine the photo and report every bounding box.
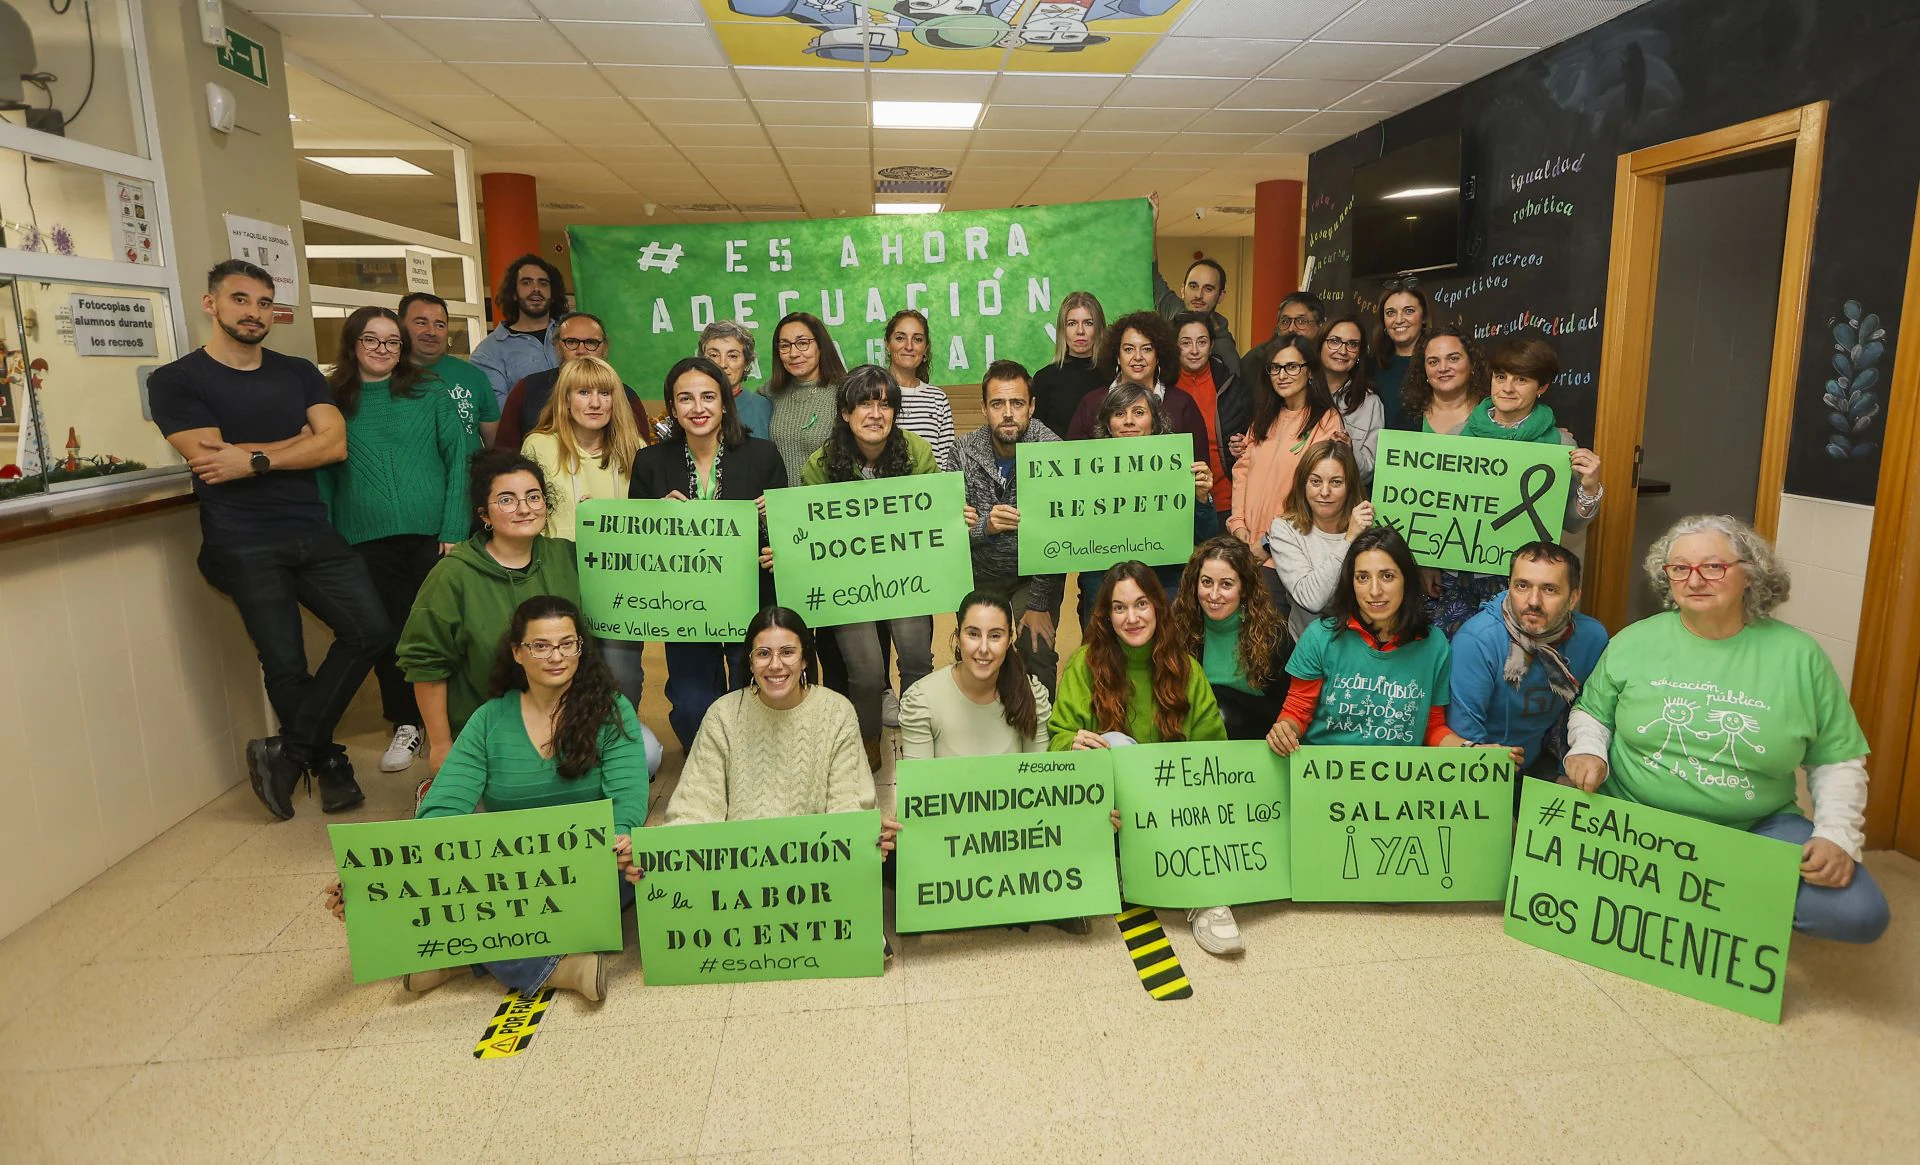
[664,685,875,824]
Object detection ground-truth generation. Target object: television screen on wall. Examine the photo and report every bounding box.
[1351,134,1464,279]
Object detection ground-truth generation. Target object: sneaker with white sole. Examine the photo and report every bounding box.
[1187,905,1244,956]
[381,724,423,772]
[881,689,901,729]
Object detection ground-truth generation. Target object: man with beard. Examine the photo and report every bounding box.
[1147,192,1241,379]
[1448,541,1608,805]
[955,360,1063,695]
[147,260,389,820]
[471,253,568,406]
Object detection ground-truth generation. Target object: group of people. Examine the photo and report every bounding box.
[153,243,1888,1001]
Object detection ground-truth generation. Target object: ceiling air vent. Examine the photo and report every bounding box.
[877,164,953,196]
[736,203,803,213]
[672,203,736,213]
[877,165,953,180]
[540,200,589,211]
[1210,205,1256,216]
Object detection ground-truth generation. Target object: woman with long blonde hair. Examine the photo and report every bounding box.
[1031,289,1106,438]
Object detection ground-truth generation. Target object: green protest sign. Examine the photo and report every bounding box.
[328,801,623,985]
[1112,740,1290,908]
[762,472,972,626]
[575,499,761,643]
[895,752,1120,932]
[630,810,884,986]
[1015,435,1194,573]
[1372,430,1573,574]
[568,200,1152,394]
[1289,746,1515,901]
[1505,782,1799,1022]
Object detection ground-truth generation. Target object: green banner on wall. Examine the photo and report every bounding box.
[576,499,761,643]
[1372,430,1572,575]
[566,200,1153,393]
[1112,740,1291,908]
[630,811,884,986]
[895,752,1120,932]
[1015,435,1195,573]
[1505,782,1800,1022]
[762,472,973,626]
[328,801,623,985]
[1289,746,1516,902]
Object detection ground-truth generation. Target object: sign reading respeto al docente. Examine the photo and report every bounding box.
[762,473,973,627]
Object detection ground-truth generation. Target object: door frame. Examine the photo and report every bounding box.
[1854,185,1920,853]
[1587,101,1828,628]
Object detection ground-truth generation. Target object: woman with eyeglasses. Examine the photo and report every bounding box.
[1564,515,1889,944]
[320,306,478,790]
[765,311,847,489]
[327,595,654,1000]
[1373,281,1431,431]
[1032,290,1106,440]
[400,449,611,790]
[1227,333,1346,604]
[1318,315,1383,478]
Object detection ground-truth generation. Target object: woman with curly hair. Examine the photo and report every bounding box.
[1395,323,1487,435]
[1564,515,1888,943]
[1372,280,1431,430]
[799,365,943,763]
[1064,310,1210,465]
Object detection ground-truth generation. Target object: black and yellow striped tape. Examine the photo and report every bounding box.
[1116,906,1192,1000]
[473,986,555,1059]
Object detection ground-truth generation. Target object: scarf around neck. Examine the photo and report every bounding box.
[1500,600,1580,702]
[1462,399,1560,443]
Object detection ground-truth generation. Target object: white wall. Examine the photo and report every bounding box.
[1772,492,1873,693]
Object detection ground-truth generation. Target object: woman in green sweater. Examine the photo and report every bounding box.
[1049,560,1225,752]
[765,311,846,489]
[320,306,476,788]
[328,595,651,999]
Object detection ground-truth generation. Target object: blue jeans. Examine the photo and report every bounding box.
[663,641,747,750]
[485,876,636,992]
[197,529,390,764]
[1750,812,1891,944]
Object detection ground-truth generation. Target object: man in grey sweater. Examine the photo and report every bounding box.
[958,360,1065,696]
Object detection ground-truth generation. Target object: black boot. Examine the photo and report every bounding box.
[313,750,364,814]
[245,737,298,821]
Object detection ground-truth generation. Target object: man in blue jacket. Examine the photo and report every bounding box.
[1449,541,1608,804]
[470,253,568,406]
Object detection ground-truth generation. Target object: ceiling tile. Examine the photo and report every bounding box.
[1319,0,1524,43]
[1133,37,1300,79]
[529,0,704,18]
[592,144,686,164]
[550,21,727,66]
[1329,80,1456,112]
[960,151,1053,172]
[435,118,553,144]
[1174,0,1361,38]
[632,98,762,125]
[985,73,1123,107]
[775,146,871,164]
[674,145,777,166]
[967,128,1073,151]
[978,104,1094,131]
[1389,43,1533,82]
[874,148,966,170]
[759,125,869,148]
[1220,77,1364,109]
[397,94,522,124]
[253,14,433,59]
[753,100,870,127]
[368,0,535,14]
[1286,110,1390,135]
[532,162,633,192]
[1462,1,1641,47]
[556,121,671,148]
[869,71,997,103]
[1065,129,1174,153]
[472,143,588,166]
[382,17,581,62]
[1183,108,1308,134]
[1246,130,1350,153]
[1265,40,1436,80]
[736,67,868,103]
[1107,75,1246,109]
[695,164,793,183]
[1048,152,1139,171]
[521,98,646,126]
[450,62,617,98]
[1149,152,1252,171]
[315,60,488,96]
[1080,107,1200,133]
[656,122,771,147]
[871,128,970,152]
[1169,132,1272,154]
[249,1,367,13]
[599,65,744,101]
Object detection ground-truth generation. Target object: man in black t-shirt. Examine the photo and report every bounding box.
[148,260,390,820]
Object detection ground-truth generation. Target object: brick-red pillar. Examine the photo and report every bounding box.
[481,172,541,319]
[1251,178,1304,343]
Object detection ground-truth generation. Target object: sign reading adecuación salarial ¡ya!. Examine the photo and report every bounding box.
[1372,430,1572,575]
[762,472,973,626]
[566,200,1153,392]
[1288,746,1515,902]
[1015,435,1195,573]
[575,499,761,643]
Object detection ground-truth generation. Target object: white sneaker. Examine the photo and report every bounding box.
[1187,905,1244,956]
[381,724,423,772]
[881,689,901,729]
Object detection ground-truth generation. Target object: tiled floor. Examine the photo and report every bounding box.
[3,635,1918,1164]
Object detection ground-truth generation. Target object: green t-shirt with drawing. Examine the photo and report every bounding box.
[1287,617,1451,746]
[422,354,500,437]
[1575,612,1868,830]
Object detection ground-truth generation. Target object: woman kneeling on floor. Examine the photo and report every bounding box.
[327,595,655,999]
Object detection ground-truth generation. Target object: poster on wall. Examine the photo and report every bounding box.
[104,175,159,267]
[223,213,301,307]
[68,293,160,359]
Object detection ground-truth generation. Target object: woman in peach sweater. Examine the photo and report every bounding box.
[1227,333,1348,605]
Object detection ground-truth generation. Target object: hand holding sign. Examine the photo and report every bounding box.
[1372,431,1572,574]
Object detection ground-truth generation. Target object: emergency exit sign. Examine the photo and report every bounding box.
[216,29,269,88]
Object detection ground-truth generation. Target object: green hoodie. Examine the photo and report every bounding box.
[1048,640,1226,750]
[397,532,581,735]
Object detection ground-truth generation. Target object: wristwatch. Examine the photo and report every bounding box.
[249,450,271,475]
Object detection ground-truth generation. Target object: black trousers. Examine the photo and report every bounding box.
[353,533,441,727]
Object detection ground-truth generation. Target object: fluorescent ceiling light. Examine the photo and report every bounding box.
[875,202,942,215]
[872,100,981,129]
[1380,186,1455,200]
[307,156,431,176]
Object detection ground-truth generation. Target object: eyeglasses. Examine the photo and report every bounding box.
[518,638,581,660]
[1662,561,1745,583]
[1278,314,1317,331]
[357,336,403,353]
[1382,276,1421,292]
[489,491,547,511]
[777,337,815,354]
[1268,361,1309,378]
[558,336,605,352]
[750,645,803,664]
[1323,337,1362,352]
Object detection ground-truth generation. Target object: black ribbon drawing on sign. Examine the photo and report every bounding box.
[1490,463,1557,542]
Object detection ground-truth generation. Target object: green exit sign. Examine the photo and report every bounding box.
[216,29,269,88]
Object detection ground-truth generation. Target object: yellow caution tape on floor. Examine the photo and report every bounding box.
[1116,906,1192,1000]
[473,986,555,1059]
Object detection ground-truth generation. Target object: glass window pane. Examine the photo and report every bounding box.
[1,147,162,264]
[5,0,150,158]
